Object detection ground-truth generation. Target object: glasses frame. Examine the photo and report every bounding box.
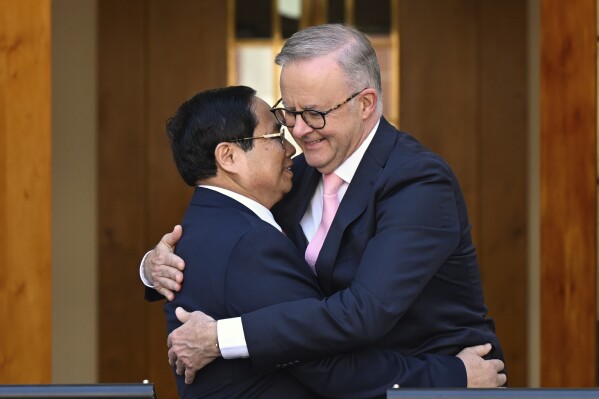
[270,88,368,130]
[228,131,286,147]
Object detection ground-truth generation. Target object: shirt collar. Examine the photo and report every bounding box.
[198,185,282,232]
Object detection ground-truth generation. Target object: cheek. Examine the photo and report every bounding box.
[257,158,282,184]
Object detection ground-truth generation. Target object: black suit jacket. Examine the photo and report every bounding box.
[241,117,503,373]
[165,187,468,399]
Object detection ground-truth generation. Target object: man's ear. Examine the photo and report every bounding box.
[359,88,378,119]
[214,142,239,173]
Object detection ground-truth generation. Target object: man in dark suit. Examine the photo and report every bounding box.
[161,85,504,398]
[143,24,506,390]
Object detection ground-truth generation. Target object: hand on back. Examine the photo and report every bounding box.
[144,225,185,301]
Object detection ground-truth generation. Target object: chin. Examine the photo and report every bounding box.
[304,155,332,173]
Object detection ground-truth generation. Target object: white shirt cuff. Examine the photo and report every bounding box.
[217,317,249,359]
[139,251,154,288]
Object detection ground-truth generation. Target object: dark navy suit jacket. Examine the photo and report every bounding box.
[240,118,503,376]
[164,187,469,399]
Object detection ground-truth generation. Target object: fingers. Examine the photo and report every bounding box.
[152,253,185,277]
[491,359,505,372]
[153,268,183,288]
[156,285,175,302]
[151,255,185,284]
[152,272,181,301]
[168,349,176,366]
[184,367,197,384]
[468,342,492,357]
[150,253,185,301]
[154,245,185,272]
[174,359,197,384]
[164,311,219,384]
[497,372,507,387]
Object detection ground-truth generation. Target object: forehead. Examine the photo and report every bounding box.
[279,57,349,108]
[252,97,279,130]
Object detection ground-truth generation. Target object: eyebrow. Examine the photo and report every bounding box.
[281,99,323,112]
[263,122,282,134]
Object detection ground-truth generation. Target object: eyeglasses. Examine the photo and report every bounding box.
[270,88,367,130]
[228,131,286,147]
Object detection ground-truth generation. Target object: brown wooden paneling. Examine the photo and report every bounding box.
[98,2,228,398]
[540,0,597,387]
[399,0,479,229]
[400,0,528,386]
[0,0,52,383]
[98,0,148,385]
[478,0,528,385]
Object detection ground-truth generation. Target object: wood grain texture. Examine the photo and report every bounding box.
[0,0,52,383]
[477,0,528,385]
[540,0,597,387]
[399,0,528,386]
[98,0,149,386]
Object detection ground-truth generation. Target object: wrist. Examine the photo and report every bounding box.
[211,321,221,357]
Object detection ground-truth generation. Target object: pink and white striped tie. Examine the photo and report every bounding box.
[305,173,344,273]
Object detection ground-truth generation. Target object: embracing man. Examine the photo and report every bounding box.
[143,24,507,395]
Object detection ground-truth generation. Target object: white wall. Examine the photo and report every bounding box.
[51,0,98,383]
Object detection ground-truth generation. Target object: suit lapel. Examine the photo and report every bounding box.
[315,118,399,293]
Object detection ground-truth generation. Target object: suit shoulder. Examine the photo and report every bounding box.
[388,133,455,179]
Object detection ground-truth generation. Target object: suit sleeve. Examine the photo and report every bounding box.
[144,286,163,302]
[242,157,465,368]
[226,226,467,394]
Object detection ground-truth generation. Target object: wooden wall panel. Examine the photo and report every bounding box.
[478,0,528,385]
[399,0,479,230]
[98,0,147,385]
[0,0,52,383]
[99,2,228,398]
[400,0,528,386]
[540,0,597,387]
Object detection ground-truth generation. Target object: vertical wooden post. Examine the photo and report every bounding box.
[0,0,52,383]
[540,0,597,387]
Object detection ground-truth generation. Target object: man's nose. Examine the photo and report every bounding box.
[290,115,313,139]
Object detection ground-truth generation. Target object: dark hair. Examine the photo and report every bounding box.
[166,86,257,186]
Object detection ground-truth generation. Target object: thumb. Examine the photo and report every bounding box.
[175,307,191,323]
[170,225,183,245]
[470,343,492,357]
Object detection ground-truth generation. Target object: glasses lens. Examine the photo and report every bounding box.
[274,109,295,128]
[302,110,325,129]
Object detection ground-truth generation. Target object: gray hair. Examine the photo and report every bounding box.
[275,24,383,113]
